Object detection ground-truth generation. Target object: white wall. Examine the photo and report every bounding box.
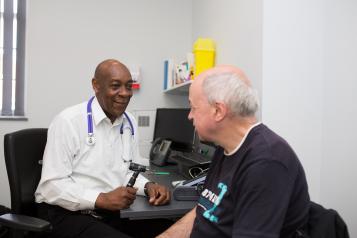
[263,0,357,236]
[320,0,357,236]
[262,0,324,203]
[192,0,263,104]
[0,0,192,207]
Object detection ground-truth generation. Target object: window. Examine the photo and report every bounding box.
[0,0,26,118]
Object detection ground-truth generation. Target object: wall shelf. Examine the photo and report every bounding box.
[164,80,192,95]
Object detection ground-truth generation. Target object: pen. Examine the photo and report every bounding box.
[151,171,170,175]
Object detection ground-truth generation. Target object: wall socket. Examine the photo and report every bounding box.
[138,115,150,127]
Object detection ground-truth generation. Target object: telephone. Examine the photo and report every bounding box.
[149,138,172,166]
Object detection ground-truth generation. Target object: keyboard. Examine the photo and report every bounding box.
[171,151,212,165]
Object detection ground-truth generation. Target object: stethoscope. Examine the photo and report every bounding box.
[86,96,134,149]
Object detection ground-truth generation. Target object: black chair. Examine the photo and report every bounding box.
[0,129,51,238]
[307,201,349,238]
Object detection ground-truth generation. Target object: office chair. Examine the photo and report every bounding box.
[307,201,349,238]
[0,128,51,238]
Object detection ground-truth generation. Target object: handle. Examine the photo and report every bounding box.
[126,171,140,187]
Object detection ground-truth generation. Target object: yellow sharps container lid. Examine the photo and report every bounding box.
[193,38,216,52]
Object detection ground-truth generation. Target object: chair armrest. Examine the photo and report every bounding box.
[0,213,51,232]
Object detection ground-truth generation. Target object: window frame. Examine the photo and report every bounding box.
[0,0,26,120]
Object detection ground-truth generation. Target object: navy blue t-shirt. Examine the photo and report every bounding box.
[190,124,310,238]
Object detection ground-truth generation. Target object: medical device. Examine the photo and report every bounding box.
[86,96,134,146]
[126,162,147,187]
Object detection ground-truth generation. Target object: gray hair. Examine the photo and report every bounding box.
[202,72,259,117]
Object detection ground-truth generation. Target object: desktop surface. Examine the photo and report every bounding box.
[120,164,197,219]
[169,151,212,179]
[170,151,212,165]
[120,196,195,219]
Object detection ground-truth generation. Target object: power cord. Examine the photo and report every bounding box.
[188,166,209,178]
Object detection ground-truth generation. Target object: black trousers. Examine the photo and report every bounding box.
[37,203,173,238]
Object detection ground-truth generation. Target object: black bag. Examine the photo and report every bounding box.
[0,205,10,238]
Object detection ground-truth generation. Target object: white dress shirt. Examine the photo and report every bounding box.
[35,97,149,211]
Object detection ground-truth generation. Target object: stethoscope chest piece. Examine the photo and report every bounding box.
[86,134,96,146]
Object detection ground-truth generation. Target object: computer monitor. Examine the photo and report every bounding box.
[153,108,194,151]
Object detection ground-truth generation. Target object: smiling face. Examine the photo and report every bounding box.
[92,60,133,123]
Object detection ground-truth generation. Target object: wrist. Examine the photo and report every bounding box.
[95,192,107,209]
[144,182,157,196]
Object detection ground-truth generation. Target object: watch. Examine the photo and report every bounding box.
[144,182,157,196]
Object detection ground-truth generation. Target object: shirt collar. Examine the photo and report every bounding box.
[91,97,123,126]
[224,122,262,156]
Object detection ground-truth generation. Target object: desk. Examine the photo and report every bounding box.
[120,164,196,219]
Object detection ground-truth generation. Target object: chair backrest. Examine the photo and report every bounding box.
[4,128,48,216]
[308,201,350,238]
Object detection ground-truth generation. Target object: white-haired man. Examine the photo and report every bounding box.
[157,65,310,238]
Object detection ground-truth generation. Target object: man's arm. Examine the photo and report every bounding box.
[156,207,196,238]
[35,116,100,211]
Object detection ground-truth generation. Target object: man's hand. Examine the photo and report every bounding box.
[95,186,137,211]
[145,182,171,206]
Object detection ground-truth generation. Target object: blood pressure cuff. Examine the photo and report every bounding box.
[173,184,204,201]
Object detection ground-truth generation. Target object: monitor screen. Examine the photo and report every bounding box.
[153,108,194,151]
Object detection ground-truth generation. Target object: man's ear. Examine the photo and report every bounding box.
[92,78,100,93]
[213,102,227,122]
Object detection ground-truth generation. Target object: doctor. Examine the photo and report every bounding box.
[35,59,171,238]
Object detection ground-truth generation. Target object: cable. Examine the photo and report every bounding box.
[188,166,209,178]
